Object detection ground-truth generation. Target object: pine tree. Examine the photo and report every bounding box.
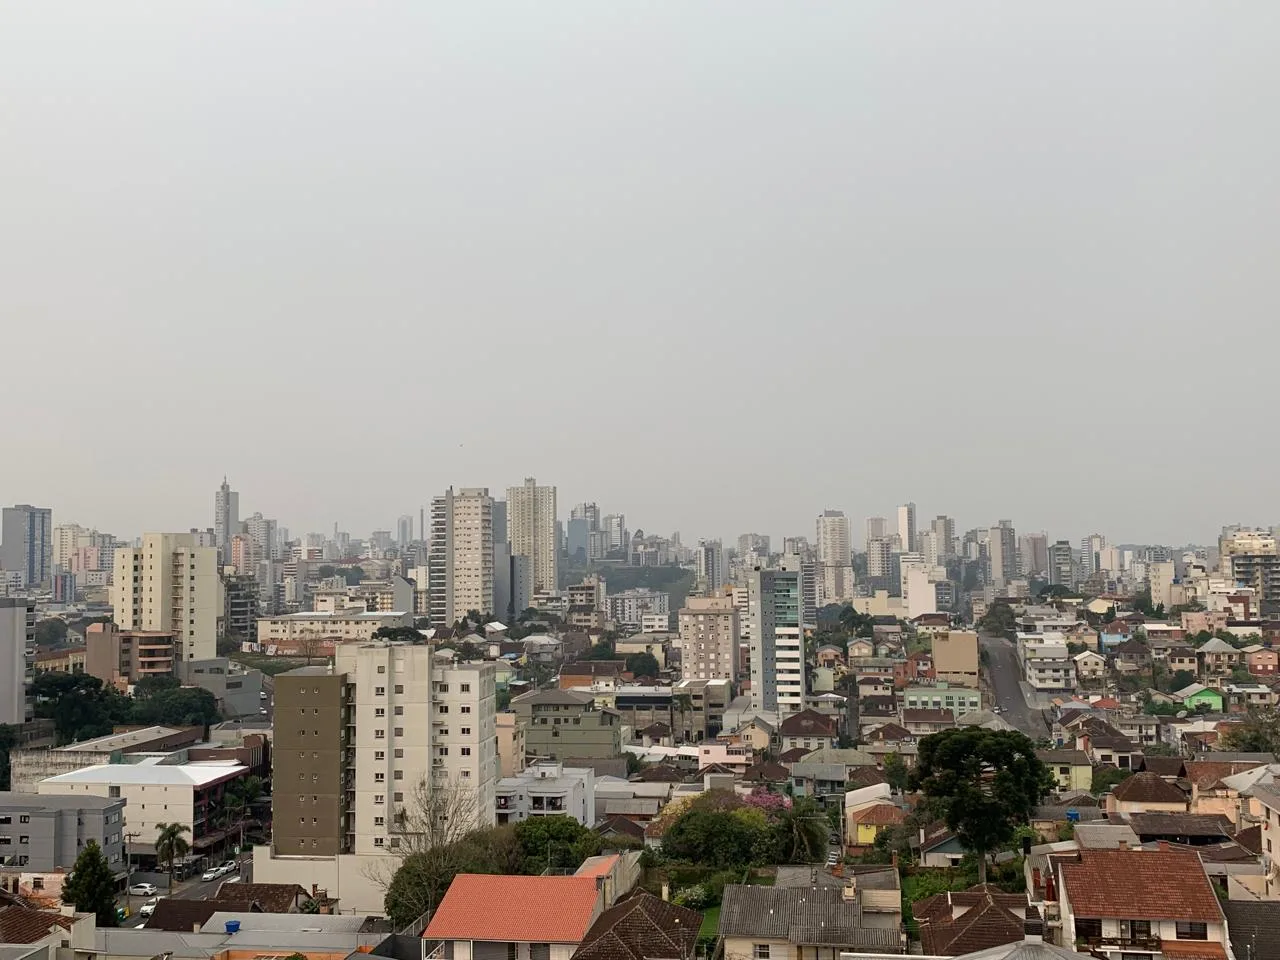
[62,840,118,926]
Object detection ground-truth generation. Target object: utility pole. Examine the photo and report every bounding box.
[124,831,141,904]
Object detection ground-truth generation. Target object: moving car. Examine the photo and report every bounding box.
[201,868,220,881]
[139,898,160,918]
[219,860,238,874]
[127,883,157,897]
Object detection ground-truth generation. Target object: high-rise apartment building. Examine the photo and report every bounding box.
[397,515,415,547]
[1019,533,1049,576]
[603,514,627,553]
[273,643,497,862]
[931,516,956,561]
[897,503,917,554]
[988,521,1017,587]
[1219,528,1280,602]
[570,503,600,529]
[866,537,894,592]
[0,598,35,725]
[1080,534,1107,579]
[428,488,496,627]
[111,533,223,662]
[679,596,739,682]
[695,540,725,594]
[748,562,805,716]
[815,510,854,605]
[1,505,53,588]
[918,531,941,569]
[214,477,239,565]
[737,533,770,564]
[245,513,278,562]
[507,478,557,593]
[1048,540,1075,587]
[52,523,87,571]
[865,517,890,546]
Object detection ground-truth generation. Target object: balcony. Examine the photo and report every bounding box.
[1082,936,1162,952]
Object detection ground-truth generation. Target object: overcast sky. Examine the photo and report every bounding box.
[2,3,1277,547]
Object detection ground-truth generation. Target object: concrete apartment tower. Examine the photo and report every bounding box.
[747,561,805,716]
[214,477,239,565]
[815,510,854,605]
[1,505,53,589]
[678,596,740,682]
[507,478,558,594]
[897,503,917,555]
[428,488,496,627]
[695,540,725,594]
[0,598,35,725]
[111,533,223,662]
[270,642,497,873]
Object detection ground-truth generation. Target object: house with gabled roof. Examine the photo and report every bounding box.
[718,882,905,957]
[914,884,1030,955]
[570,891,700,960]
[1105,772,1187,815]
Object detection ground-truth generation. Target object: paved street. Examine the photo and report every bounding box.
[980,632,1051,739]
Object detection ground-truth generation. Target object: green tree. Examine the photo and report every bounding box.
[1170,669,1196,691]
[155,821,190,890]
[661,807,769,869]
[133,675,182,699]
[773,799,829,864]
[977,602,1017,638]
[0,724,17,791]
[383,825,522,929]
[339,567,364,585]
[625,652,660,678]
[910,728,1052,882]
[34,618,68,646]
[132,687,221,727]
[373,626,426,642]
[584,640,616,661]
[513,815,601,874]
[62,840,118,926]
[1221,708,1280,753]
[883,752,909,792]
[1091,767,1133,794]
[32,672,131,744]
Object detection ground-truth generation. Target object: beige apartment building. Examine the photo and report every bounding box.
[932,630,980,686]
[111,533,223,662]
[255,609,412,645]
[507,478,558,594]
[428,488,496,626]
[679,596,740,682]
[497,712,527,778]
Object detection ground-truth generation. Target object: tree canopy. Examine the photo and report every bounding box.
[910,728,1052,881]
[624,652,660,678]
[976,602,1017,638]
[63,840,118,926]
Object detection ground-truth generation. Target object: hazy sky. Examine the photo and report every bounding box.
[3,3,1277,547]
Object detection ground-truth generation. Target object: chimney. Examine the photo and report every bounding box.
[842,878,858,903]
[1118,840,1128,850]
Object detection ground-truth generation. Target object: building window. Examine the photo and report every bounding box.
[374,837,385,847]
[374,794,385,804]
[1176,923,1207,941]
[375,751,385,760]
[394,727,404,737]
[461,683,471,693]
[395,706,404,716]
[753,946,771,960]
[375,729,385,739]
[394,771,403,780]
[375,817,385,826]
[375,773,385,783]
[395,749,404,758]
[461,747,471,756]
[375,708,385,718]
[461,727,471,736]
[377,665,386,674]
[394,685,404,694]
[461,705,471,714]
[18,816,28,825]
[375,687,385,696]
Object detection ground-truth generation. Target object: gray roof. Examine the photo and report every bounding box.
[961,942,1096,960]
[789,762,851,783]
[1224,900,1280,960]
[718,885,901,949]
[512,688,594,706]
[801,746,876,766]
[1073,823,1139,849]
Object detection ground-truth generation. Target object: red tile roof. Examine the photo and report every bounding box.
[1110,772,1187,805]
[851,804,905,826]
[426,875,601,943]
[1058,847,1222,922]
[778,709,839,738]
[0,906,74,944]
[1160,941,1229,960]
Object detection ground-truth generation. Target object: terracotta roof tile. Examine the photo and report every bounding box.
[0,906,74,944]
[778,710,839,738]
[572,891,700,960]
[146,898,263,931]
[914,887,1027,956]
[1159,941,1228,960]
[851,804,905,826]
[1184,760,1266,789]
[1058,847,1222,922]
[213,882,307,912]
[425,875,601,943]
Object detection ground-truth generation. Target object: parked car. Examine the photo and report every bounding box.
[259,690,268,699]
[139,898,161,918]
[127,883,157,897]
[259,707,268,716]
[201,869,220,881]
[219,860,238,874]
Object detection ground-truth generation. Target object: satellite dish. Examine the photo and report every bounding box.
[1176,711,1188,719]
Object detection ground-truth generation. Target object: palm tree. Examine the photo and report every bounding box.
[155,822,190,891]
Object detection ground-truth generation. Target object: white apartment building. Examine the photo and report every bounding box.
[111,533,223,662]
[494,761,595,827]
[748,563,805,716]
[815,510,854,605]
[1022,640,1075,692]
[256,610,412,645]
[335,642,497,858]
[678,596,740,682]
[0,598,35,725]
[428,487,496,627]
[695,540,725,594]
[213,477,239,565]
[507,478,558,595]
[897,503,916,553]
[608,589,670,627]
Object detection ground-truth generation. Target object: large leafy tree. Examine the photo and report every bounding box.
[772,798,829,864]
[155,822,190,890]
[63,840,118,926]
[910,728,1052,881]
[513,815,601,874]
[624,652,660,679]
[662,806,770,869]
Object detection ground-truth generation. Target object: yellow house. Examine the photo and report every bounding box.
[848,802,905,849]
[1037,748,1093,792]
[732,717,776,752]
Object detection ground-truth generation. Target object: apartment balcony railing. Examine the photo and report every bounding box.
[1082,936,1162,952]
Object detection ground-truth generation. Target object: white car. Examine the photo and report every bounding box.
[127,883,157,897]
[219,860,238,875]
[139,898,160,918]
[201,869,220,881]
[259,690,268,699]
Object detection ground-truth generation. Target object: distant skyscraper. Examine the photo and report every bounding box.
[748,562,805,715]
[989,520,1017,588]
[0,598,35,725]
[214,477,239,565]
[1080,534,1107,578]
[507,478,558,594]
[397,514,415,547]
[1048,540,1075,587]
[1,505,52,588]
[865,517,890,545]
[1020,533,1049,576]
[815,510,854,605]
[931,516,956,561]
[603,514,627,552]
[866,537,893,591]
[897,504,917,554]
[737,533,770,561]
[695,540,725,594]
[429,488,496,627]
[571,503,600,529]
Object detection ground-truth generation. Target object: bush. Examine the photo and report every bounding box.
[672,884,710,909]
